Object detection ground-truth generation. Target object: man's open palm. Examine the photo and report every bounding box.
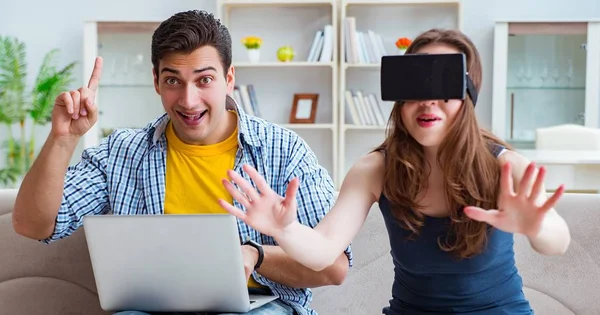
[218,164,300,238]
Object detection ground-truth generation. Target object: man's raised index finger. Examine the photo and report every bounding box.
[87,56,103,91]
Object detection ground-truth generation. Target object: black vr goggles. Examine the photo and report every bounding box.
[380,53,478,106]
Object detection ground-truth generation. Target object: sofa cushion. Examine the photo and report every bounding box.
[2,188,599,315]
[0,204,108,315]
[313,194,600,314]
[514,193,600,314]
[312,203,392,315]
[0,276,106,315]
[522,287,574,314]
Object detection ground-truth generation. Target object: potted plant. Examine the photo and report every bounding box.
[0,35,76,188]
[241,36,263,63]
[395,37,412,55]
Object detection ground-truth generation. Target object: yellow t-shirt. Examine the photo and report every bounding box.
[164,116,264,289]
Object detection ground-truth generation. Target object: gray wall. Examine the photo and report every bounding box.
[1,0,599,169]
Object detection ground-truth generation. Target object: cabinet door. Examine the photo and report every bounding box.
[492,21,600,150]
[83,21,162,149]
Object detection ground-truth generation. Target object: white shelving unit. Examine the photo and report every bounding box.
[337,0,461,185]
[81,1,467,187]
[217,0,339,182]
[82,21,163,150]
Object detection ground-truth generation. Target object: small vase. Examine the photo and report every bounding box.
[398,48,407,55]
[247,49,260,63]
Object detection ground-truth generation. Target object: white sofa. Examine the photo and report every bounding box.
[1,189,599,314]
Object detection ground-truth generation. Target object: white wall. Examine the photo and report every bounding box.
[0,0,217,167]
[1,0,600,170]
[460,0,600,128]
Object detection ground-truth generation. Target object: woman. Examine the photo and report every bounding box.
[218,29,571,314]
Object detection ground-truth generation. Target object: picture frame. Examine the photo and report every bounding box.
[289,93,319,123]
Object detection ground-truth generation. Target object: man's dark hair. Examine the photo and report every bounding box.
[151,10,232,80]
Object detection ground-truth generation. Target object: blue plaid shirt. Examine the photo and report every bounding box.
[43,96,353,315]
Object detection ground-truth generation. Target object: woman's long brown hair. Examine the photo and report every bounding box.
[374,29,511,259]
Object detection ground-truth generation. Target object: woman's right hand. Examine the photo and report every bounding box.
[219,164,300,239]
[51,57,103,139]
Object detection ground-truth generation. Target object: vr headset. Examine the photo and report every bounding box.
[380,53,478,106]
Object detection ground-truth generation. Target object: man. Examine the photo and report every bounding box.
[12,10,351,315]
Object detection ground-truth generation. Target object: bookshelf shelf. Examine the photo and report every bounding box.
[217,0,339,182]
[220,0,334,7]
[337,0,461,185]
[345,0,459,4]
[96,21,160,34]
[344,63,380,69]
[343,125,387,131]
[234,62,334,68]
[281,123,335,130]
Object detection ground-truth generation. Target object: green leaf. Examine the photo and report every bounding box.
[0,36,28,124]
[0,165,20,187]
[30,60,76,124]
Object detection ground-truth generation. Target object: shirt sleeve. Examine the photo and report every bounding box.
[41,137,111,244]
[284,134,354,268]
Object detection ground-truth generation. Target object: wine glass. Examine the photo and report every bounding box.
[524,61,533,84]
[551,66,560,86]
[516,62,525,83]
[539,60,549,86]
[131,53,146,85]
[565,58,574,86]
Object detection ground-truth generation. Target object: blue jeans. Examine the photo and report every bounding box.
[112,299,295,315]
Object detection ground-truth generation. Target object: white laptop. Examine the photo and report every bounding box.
[83,214,278,313]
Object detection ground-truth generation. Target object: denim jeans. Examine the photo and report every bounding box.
[112,299,294,315]
[111,288,295,315]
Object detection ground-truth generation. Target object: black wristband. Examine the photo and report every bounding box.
[243,239,264,269]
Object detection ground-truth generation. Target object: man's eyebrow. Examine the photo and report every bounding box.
[194,66,217,73]
[160,66,217,75]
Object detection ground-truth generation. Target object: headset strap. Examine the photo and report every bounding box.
[466,74,477,106]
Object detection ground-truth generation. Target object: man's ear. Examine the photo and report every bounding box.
[226,65,235,94]
[152,67,160,95]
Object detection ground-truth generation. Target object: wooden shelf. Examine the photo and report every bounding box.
[234,62,334,68]
[280,123,335,129]
[219,0,334,7]
[344,124,386,130]
[343,63,380,69]
[96,21,160,34]
[344,0,459,6]
[508,22,588,35]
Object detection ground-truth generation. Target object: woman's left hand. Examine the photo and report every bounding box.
[464,162,564,238]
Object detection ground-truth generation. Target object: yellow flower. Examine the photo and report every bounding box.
[242,36,263,49]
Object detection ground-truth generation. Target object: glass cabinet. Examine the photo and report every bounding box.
[492,21,600,149]
[82,21,162,149]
